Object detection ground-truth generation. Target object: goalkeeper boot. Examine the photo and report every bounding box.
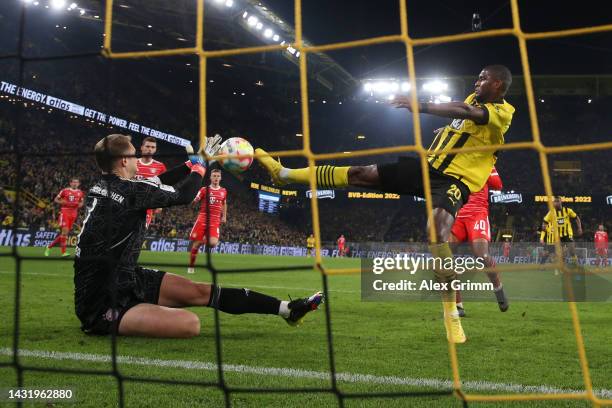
[444,314,467,344]
[495,286,509,312]
[255,148,287,186]
[44,247,50,257]
[61,252,70,258]
[284,291,324,327]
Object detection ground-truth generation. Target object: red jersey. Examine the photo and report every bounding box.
[337,237,346,247]
[594,231,609,248]
[135,158,167,180]
[195,186,227,225]
[456,167,502,219]
[57,188,84,215]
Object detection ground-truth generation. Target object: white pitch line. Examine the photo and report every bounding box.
[1,348,610,398]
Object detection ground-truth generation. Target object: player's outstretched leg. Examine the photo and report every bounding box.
[119,274,324,338]
[255,148,380,189]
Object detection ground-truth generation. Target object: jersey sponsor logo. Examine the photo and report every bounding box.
[306,190,335,199]
[491,192,522,204]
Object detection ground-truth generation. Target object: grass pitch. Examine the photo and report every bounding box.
[1,248,611,407]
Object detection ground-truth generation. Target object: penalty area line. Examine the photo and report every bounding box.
[0,348,610,398]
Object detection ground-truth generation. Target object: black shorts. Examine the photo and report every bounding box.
[377,157,471,217]
[80,267,166,335]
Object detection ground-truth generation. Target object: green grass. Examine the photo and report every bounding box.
[0,248,611,407]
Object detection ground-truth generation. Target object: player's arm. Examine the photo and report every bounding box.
[391,96,488,125]
[54,191,65,206]
[488,168,503,190]
[221,200,227,224]
[77,193,85,208]
[158,163,192,185]
[132,165,205,209]
[574,216,583,236]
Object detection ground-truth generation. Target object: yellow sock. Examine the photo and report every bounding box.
[428,242,458,316]
[287,165,349,188]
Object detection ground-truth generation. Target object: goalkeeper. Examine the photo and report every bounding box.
[256,65,514,343]
[74,134,323,337]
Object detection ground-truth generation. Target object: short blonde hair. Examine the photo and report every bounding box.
[94,134,132,172]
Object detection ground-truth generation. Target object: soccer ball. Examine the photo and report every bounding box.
[218,137,254,173]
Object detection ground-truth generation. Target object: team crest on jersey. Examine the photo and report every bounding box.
[450,118,464,130]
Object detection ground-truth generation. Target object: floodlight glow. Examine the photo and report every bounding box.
[225,0,233,7]
[438,95,451,103]
[51,0,66,10]
[423,80,448,93]
[280,41,286,45]
[247,16,258,26]
[263,28,273,38]
[287,46,296,55]
[79,8,85,14]
[401,82,411,92]
[242,11,248,18]
[364,83,372,92]
[272,34,279,41]
[387,94,395,101]
[295,51,300,57]
[68,2,77,10]
[22,0,33,3]
[33,1,40,4]
[389,82,399,92]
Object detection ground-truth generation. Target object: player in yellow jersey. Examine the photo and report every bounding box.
[256,65,515,343]
[540,196,582,265]
[306,234,315,257]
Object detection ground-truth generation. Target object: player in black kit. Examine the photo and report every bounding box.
[74,134,323,337]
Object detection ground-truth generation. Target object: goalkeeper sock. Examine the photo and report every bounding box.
[207,285,281,315]
[48,235,61,249]
[59,235,67,254]
[281,165,349,188]
[189,247,199,267]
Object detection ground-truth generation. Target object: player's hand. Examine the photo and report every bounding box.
[577,228,583,237]
[389,95,414,110]
[202,134,223,161]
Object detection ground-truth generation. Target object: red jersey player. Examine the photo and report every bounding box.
[594,224,609,267]
[44,178,84,257]
[188,169,227,274]
[337,235,346,257]
[450,167,509,316]
[135,137,167,228]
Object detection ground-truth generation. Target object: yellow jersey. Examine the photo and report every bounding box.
[427,93,515,192]
[543,207,577,241]
[306,236,315,248]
